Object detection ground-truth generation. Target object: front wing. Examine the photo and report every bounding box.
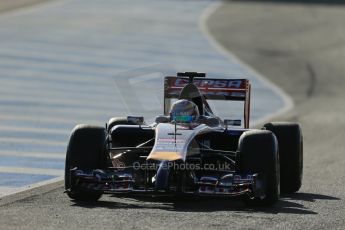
[68,167,265,198]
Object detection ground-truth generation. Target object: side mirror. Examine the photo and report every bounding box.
[224,119,241,129]
[127,116,144,125]
[155,115,170,123]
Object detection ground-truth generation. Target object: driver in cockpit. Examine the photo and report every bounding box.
[169,99,200,122]
[154,99,220,127]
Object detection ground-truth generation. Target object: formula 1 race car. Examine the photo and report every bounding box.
[65,72,303,206]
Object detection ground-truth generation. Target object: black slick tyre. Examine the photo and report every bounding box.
[237,130,280,206]
[65,124,106,201]
[264,122,303,193]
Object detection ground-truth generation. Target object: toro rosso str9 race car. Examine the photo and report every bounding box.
[65,72,303,206]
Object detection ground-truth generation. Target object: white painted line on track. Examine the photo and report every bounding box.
[199,2,294,126]
[0,151,65,159]
[0,125,69,135]
[0,176,63,198]
[0,137,65,146]
[0,0,65,19]
[0,167,63,176]
[0,114,100,125]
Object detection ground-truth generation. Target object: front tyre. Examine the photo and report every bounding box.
[65,125,107,201]
[237,130,280,206]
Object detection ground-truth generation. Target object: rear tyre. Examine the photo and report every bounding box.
[237,130,280,206]
[107,117,136,132]
[65,125,106,201]
[264,122,303,193]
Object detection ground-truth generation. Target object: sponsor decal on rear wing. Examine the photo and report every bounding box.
[164,77,250,101]
[163,76,251,128]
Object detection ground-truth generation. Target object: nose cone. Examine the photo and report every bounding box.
[155,161,170,191]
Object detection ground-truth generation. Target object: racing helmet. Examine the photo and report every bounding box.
[169,99,200,122]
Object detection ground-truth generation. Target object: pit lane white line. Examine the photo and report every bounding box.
[0,137,65,146]
[0,125,69,135]
[0,151,65,160]
[0,176,63,198]
[199,2,293,127]
[0,0,291,197]
[0,167,63,176]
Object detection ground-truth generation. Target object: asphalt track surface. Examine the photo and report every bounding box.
[1,0,345,230]
[0,0,287,196]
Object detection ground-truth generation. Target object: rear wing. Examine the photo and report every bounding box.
[164,76,251,128]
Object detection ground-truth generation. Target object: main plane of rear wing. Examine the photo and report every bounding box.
[164,77,250,100]
[164,76,251,128]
